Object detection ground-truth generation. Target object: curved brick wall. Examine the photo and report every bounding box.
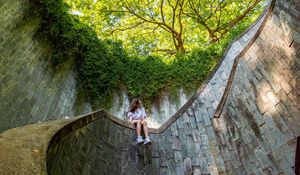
[0,0,90,133]
[0,0,271,132]
[45,0,300,174]
[214,0,300,173]
[0,0,299,174]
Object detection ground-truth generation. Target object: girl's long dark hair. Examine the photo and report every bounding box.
[129,98,143,112]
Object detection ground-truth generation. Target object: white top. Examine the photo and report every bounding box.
[128,107,146,121]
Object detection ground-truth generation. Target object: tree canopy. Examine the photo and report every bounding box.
[28,0,267,109]
[65,0,267,56]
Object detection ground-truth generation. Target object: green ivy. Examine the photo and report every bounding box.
[27,0,262,109]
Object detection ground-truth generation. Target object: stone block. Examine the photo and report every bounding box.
[183,158,193,175]
[186,135,196,150]
[256,148,280,174]
[199,109,211,126]
[291,28,300,44]
[193,169,201,175]
[287,89,300,107]
[187,107,195,117]
[253,167,264,175]
[259,127,275,152]
[176,117,184,129]
[266,90,280,105]
[166,143,174,159]
[191,156,200,167]
[275,156,295,175]
[199,157,209,174]
[189,116,197,129]
[174,151,183,166]
[172,136,182,150]
[176,166,184,175]
[229,150,242,169]
[208,166,219,175]
[224,160,234,174]
[150,158,160,174]
[280,141,297,165]
[192,129,201,142]
[183,112,190,125]
[194,109,204,122]
[206,126,216,140]
[200,134,209,148]
[167,159,177,175]
[289,76,300,95]
[171,124,179,136]
[159,151,168,167]
[159,167,169,175]
[271,14,282,27]
[216,153,226,173]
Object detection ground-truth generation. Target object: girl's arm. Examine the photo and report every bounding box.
[128,111,133,122]
[141,108,147,124]
[142,108,147,118]
[129,116,132,122]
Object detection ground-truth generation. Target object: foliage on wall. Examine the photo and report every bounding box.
[28,0,266,108]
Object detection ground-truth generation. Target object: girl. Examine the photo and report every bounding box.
[128,98,151,144]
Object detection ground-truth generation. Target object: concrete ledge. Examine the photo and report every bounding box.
[0,117,78,174]
[0,109,155,174]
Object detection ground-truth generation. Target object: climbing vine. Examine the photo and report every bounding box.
[27,0,266,109]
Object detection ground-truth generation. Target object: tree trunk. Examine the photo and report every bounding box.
[176,34,186,53]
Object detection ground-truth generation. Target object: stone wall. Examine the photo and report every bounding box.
[0,0,267,133]
[110,89,190,128]
[109,5,270,128]
[214,0,300,174]
[0,0,186,132]
[47,116,143,175]
[0,0,90,133]
[1,0,299,174]
[46,0,300,174]
[0,0,189,132]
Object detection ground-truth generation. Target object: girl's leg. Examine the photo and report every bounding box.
[141,120,149,138]
[132,120,142,136]
[131,120,143,144]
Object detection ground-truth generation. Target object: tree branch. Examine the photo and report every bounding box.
[160,0,165,23]
[108,21,146,36]
[151,48,177,55]
[212,0,262,42]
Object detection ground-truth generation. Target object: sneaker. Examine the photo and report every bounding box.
[144,137,151,145]
[135,137,144,144]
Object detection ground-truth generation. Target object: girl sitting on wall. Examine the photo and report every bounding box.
[128,98,151,144]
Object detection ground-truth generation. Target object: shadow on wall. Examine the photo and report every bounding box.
[211,7,300,174]
[0,0,92,133]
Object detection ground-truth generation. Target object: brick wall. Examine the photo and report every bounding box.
[0,0,91,132]
[215,0,300,173]
[46,0,300,174]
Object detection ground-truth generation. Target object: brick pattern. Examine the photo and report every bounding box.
[0,0,91,133]
[47,0,300,174]
[0,0,264,133]
[48,114,225,175]
[214,0,300,173]
[112,10,267,128]
[0,0,266,133]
